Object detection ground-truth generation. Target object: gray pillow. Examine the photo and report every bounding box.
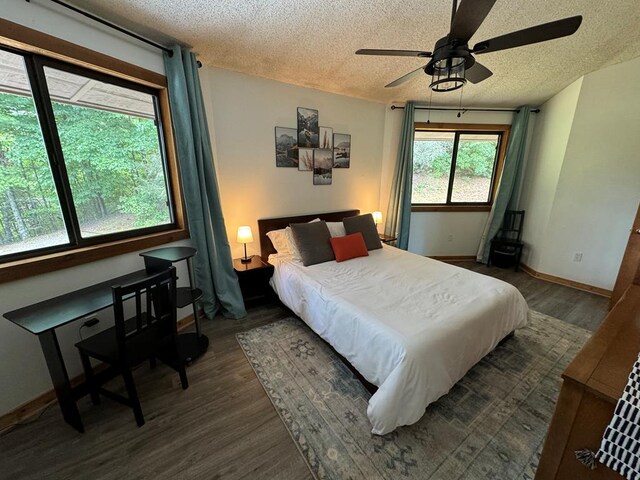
[343,214,382,250]
[289,221,335,266]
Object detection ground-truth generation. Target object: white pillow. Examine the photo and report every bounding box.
[307,218,344,237]
[266,228,290,254]
[326,221,346,238]
[284,227,302,261]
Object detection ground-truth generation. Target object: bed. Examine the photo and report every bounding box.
[257,210,529,435]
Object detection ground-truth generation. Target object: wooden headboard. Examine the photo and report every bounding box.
[258,209,360,260]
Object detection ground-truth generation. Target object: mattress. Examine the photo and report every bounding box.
[268,245,529,435]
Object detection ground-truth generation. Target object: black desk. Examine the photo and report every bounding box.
[3,269,150,433]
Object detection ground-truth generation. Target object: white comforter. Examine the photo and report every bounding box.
[269,245,529,435]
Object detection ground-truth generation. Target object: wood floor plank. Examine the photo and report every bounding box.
[0,263,608,479]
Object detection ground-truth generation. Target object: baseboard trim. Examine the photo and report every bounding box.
[176,313,196,330]
[0,313,197,435]
[519,263,612,298]
[427,255,613,298]
[429,255,477,262]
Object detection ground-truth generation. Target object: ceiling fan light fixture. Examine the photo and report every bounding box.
[357,0,582,92]
[429,56,466,92]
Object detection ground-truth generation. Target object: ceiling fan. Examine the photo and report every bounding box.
[356,0,582,92]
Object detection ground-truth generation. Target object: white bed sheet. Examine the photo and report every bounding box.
[268,245,529,435]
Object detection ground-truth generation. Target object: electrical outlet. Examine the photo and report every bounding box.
[573,252,583,263]
[447,234,453,242]
[83,317,100,328]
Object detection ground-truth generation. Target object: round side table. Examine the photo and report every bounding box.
[140,246,209,364]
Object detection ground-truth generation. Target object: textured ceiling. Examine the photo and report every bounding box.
[68,0,640,107]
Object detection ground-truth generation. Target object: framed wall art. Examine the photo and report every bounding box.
[274,107,352,184]
[274,126,298,167]
[319,126,333,149]
[298,148,314,171]
[313,149,333,185]
[297,107,319,148]
[333,133,351,168]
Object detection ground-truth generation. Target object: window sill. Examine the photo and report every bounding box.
[411,205,492,213]
[0,228,190,284]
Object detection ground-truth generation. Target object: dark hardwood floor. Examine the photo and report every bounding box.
[0,262,609,480]
[455,261,609,332]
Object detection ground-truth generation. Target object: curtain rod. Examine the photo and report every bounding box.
[28,0,203,67]
[390,105,540,114]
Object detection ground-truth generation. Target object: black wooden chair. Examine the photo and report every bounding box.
[75,267,188,427]
[488,210,525,271]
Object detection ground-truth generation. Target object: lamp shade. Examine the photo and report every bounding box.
[430,57,466,92]
[236,226,254,244]
[372,211,383,225]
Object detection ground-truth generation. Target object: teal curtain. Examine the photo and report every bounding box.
[477,106,532,263]
[385,102,415,250]
[164,46,246,319]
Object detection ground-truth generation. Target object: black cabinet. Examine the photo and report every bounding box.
[233,256,275,305]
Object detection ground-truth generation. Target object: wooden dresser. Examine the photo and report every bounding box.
[536,280,640,479]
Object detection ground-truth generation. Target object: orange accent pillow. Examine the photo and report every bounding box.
[330,232,369,262]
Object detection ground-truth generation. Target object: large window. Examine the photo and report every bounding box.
[411,123,509,211]
[0,47,175,263]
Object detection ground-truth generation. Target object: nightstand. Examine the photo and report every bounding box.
[233,256,275,305]
[379,233,397,244]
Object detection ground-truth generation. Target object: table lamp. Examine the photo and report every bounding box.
[372,211,382,232]
[237,226,254,263]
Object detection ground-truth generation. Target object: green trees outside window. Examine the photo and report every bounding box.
[0,91,69,254]
[412,130,501,205]
[0,49,173,261]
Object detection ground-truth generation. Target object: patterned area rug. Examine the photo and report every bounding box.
[236,311,591,480]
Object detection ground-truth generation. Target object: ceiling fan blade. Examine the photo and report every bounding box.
[466,61,493,83]
[385,65,427,88]
[450,0,497,41]
[356,49,432,57]
[473,16,582,55]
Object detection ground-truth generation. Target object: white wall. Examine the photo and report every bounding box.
[380,107,516,257]
[519,78,583,269]
[408,211,491,256]
[529,57,640,290]
[0,1,191,416]
[200,67,386,259]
